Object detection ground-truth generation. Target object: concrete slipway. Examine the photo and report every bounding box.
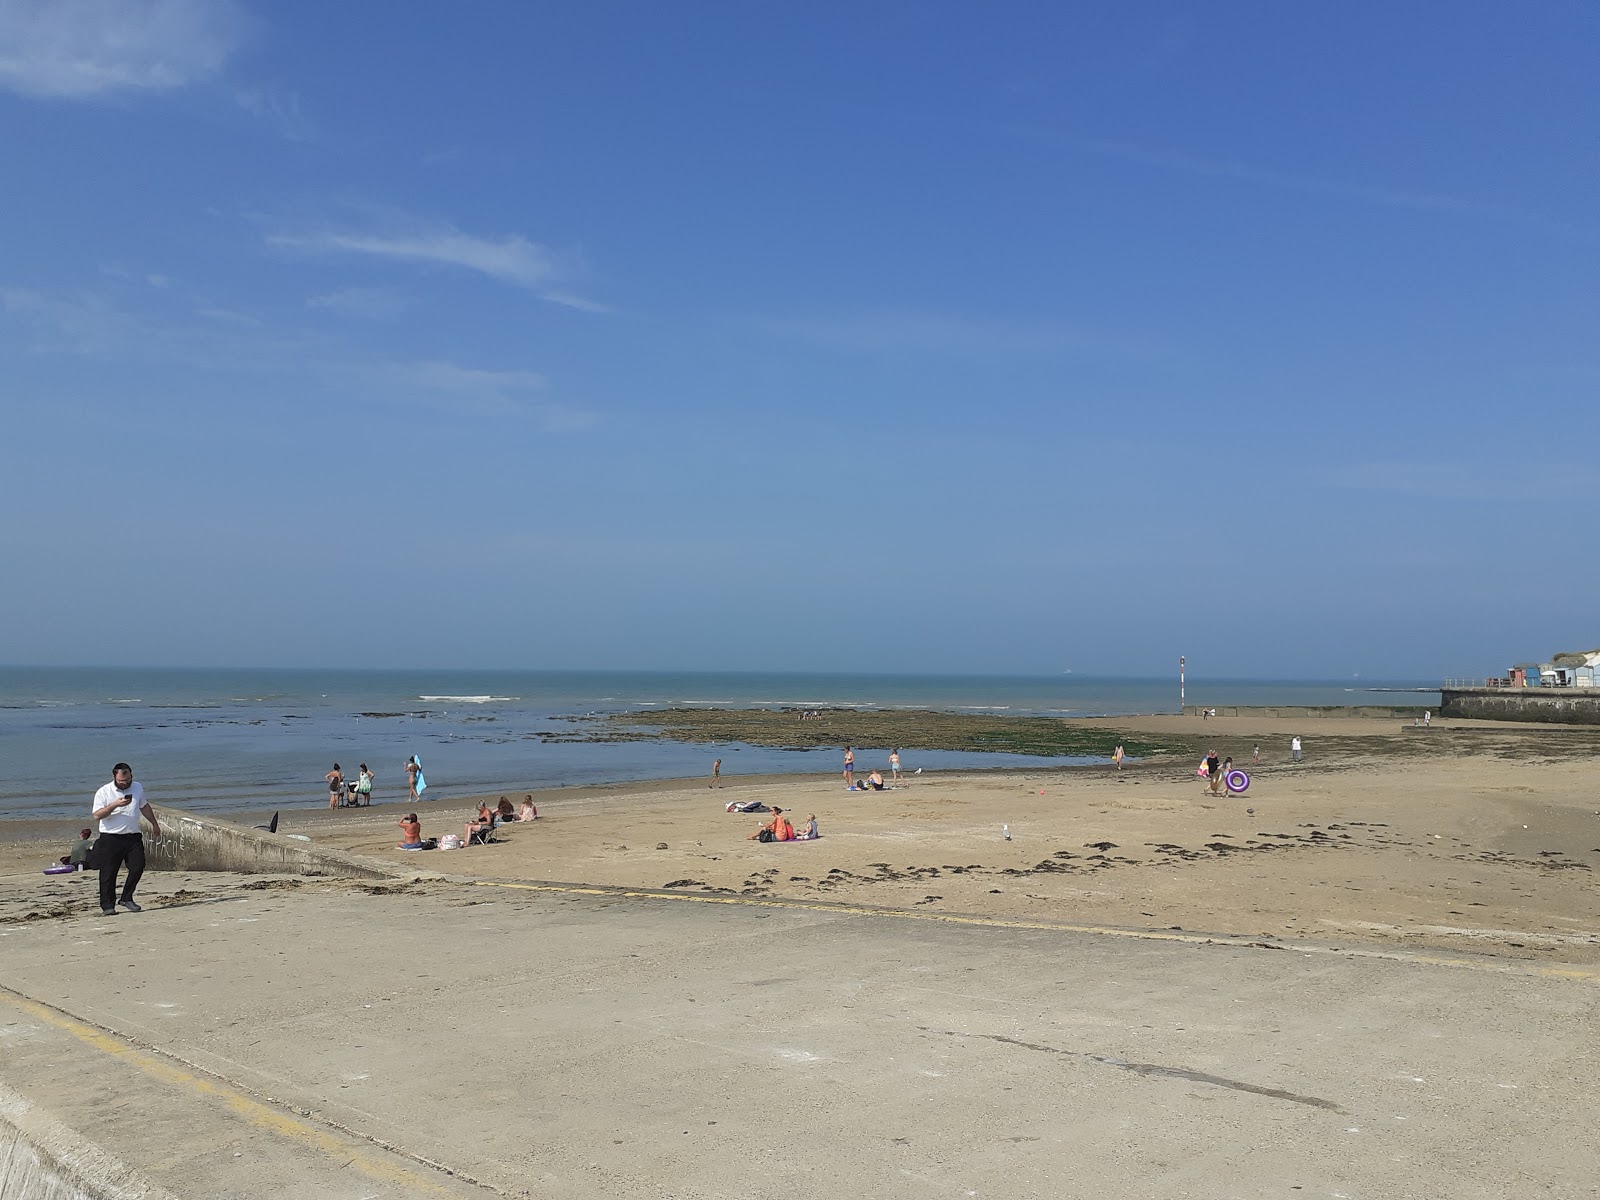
[1,873,1596,1199]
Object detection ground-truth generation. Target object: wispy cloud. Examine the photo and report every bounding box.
[746,309,1142,356]
[365,359,597,430]
[234,84,311,141]
[3,283,598,431]
[270,222,608,311]
[306,286,411,320]
[1010,125,1592,241]
[0,0,246,99]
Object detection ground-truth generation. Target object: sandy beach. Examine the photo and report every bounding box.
[6,713,1597,965]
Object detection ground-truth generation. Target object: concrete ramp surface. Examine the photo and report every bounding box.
[0,878,1594,1198]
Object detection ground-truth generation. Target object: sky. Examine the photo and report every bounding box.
[1,1,1596,678]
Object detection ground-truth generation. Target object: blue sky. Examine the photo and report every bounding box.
[2,1,1596,677]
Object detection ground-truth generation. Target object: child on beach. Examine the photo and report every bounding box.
[519,796,537,821]
[1113,744,1125,770]
[795,814,819,840]
[398,814,423,849]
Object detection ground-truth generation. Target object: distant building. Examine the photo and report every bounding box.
[1542,650,1600,688]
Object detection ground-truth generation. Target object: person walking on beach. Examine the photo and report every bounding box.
[92,762,161,915]
[325,763,344,809]
[711,758,722,788]
[889,749,902,784]
[842,747,855,789]
[1205,749,1222,794]
[1291,736,1302,763]
[1113,744,1125,771]
[1253,743,1260,766]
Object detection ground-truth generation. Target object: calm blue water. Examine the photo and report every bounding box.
[0,668,1437,819]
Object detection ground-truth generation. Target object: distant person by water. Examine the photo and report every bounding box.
[325,763,343,810]
[405,755,426,801]
[711,758,721,788]
[355,764,373,805]
[889,749,902,784]
[843,747,854,788]
[1113,744,1125,771]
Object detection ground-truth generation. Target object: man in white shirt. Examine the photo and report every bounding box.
[91,762,162,916]
[1291,736,1303,763]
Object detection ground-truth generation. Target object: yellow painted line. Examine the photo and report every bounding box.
[0,986,469,1197]
[467,878,1600,984]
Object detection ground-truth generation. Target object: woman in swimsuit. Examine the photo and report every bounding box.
[325,763,344,809]
[842,747,854,788]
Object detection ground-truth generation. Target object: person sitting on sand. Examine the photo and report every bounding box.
[398,814,423,849]
[61,827,93,870]
[497,797,515,822]
[519,796,537,821]
[795,814,819,840]
[747,806,794,841]
[867,770,885,791]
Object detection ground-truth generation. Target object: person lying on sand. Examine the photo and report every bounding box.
[398,814,423,849]
[748,807,794,842]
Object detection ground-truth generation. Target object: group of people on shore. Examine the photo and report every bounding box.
[398,794,538,850]
[324,756,432,808]
[842,746,904,789]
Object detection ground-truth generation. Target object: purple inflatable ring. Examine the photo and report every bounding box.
[1224,769,1249,794]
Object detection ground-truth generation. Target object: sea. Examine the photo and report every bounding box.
[0,668,1439,820]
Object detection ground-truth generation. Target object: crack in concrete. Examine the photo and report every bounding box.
[923,1028,1347,1113]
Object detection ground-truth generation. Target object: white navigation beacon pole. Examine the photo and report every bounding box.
[1179,655,1185,713]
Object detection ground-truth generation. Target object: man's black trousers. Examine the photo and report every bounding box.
[97,832,146,909]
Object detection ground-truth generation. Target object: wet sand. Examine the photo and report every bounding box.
[6,714,1597,965]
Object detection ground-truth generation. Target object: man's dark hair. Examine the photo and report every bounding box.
[113,762,131,774]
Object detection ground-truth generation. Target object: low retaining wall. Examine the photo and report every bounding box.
[1181,705,1427,719]
[0,1084,174,1200]
[1440,688,1600,725]
[144,807,398,880]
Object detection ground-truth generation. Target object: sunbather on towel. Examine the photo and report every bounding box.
[398,814,423,849]
[867,770,885,790]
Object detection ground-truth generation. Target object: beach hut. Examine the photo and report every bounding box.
[1550,650,1600,688]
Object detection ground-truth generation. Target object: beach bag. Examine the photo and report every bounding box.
[438,833,462,850]
[757,828,775,843]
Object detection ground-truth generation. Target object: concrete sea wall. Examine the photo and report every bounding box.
[1180,705,1426,719]
[144,807,398,880]
[1439,688,1600,725]
[0,1084,175,1200]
